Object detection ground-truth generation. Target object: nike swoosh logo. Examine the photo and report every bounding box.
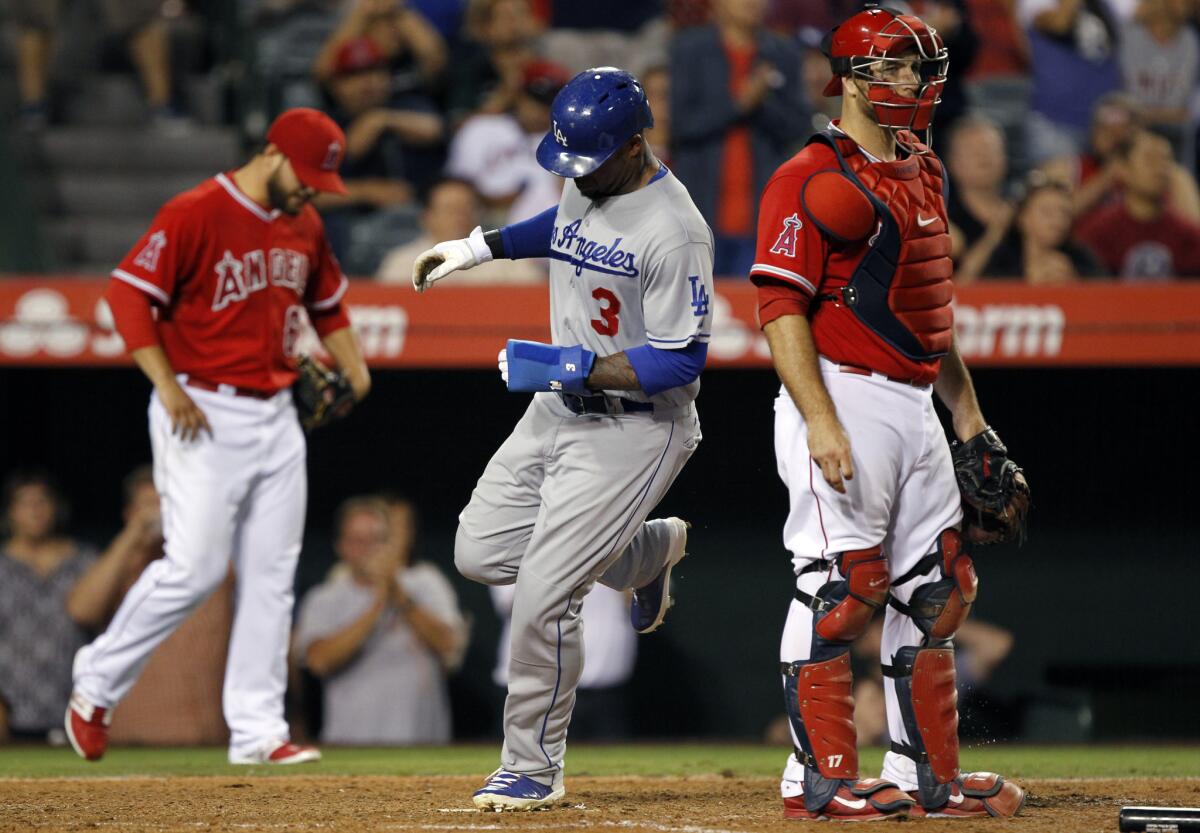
[868,578,887,587]
[833,797,868,810]
[917,215,938,227]
[948,792,964,804]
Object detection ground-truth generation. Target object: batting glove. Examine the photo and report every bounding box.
[498,348,509,384]
[411,226,493,293]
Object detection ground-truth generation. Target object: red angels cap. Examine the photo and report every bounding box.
[266,108,348,195]
[333,36,386,76]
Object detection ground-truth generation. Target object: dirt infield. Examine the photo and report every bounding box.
[3,775,1197,832]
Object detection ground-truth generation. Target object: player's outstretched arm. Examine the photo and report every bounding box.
[412,206,557,292]
[763,314,853,493]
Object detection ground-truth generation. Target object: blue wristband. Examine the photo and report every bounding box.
[506,340,596,395]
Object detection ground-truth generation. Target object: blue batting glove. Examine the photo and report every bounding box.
[505,340,595,395]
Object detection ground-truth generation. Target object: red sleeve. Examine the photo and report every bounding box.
[105,279,160,351]
[749,173,828,303]
[305,225,351,337]
[111,204,195,306]
[755,278,811,328]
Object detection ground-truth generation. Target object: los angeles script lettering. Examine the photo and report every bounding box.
[553,220,639,278]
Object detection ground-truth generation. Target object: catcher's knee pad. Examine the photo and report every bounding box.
[891,530,977,641]
[781,654,858,812]
[885,644,961,808]
[797,547,890,647]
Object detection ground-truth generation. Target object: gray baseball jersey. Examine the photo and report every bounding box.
[550,168,714,410]
[454,163,710,787]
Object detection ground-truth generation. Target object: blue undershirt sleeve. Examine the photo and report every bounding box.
[497,206,557,259]
[625,339,708,397]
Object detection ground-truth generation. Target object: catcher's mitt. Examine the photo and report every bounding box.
[950,427,1031,545]
[293,355,356,432]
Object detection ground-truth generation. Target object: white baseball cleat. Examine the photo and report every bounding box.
[229,740,321,765]
[631,517,690,634]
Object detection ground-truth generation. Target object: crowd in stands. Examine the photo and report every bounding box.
[7,0,1200,279]
[0,468,469,747]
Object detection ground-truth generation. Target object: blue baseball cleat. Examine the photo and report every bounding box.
[472,768,565,811]
[631,517,689,634]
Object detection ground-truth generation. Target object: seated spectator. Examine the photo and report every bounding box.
[313,0,448,97]
[957,172,1108,282]
[315,35,444,263]
[377,178,545,283]
[1018,0,1122,162]
[294,496,467,745]
[670,0,809,278]
[491,583,637,740]
[946,115,1015,261]
[1076,130,1200,279]
[12,0,186,130]
[1052,94,1200,222]
[1119,0,1198,159]
[444,59,568,225]
[66,466,232,746]
[446,0,543,127]
[0,471,96,742]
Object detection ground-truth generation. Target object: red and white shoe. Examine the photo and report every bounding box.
[229,740,322,765]
[65,691,112,761]
[784,778,914,821]
[908,772,1026,818]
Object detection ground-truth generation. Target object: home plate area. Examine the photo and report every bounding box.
[4,775,1193,832]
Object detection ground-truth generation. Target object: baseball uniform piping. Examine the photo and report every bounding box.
[111,269,170,305]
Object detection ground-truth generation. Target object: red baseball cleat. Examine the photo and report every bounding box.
[230,740,322,765]
[784,778,914,821]
[908,772,1026,818]
[65,691,112,761]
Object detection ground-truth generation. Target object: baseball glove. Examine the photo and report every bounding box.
[950,427,1031,545]
[293,355,356,432]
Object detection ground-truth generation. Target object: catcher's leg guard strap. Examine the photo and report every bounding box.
[890,530,977,641]
[885,645,961,807]
[782,655,857,811]
[795,547,890,644]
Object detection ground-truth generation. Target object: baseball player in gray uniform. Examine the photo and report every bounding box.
[412,67,713,811]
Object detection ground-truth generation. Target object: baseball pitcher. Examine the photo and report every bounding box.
[66,108,370,766]
[413,67,712,811]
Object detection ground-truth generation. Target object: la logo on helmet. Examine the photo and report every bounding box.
[553,121,568,147]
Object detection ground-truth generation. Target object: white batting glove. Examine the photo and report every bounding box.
[411,226,493,293]
[497,347,509,385]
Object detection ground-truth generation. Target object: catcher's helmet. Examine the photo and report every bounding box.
[535,66,654,178]
[823,5,947,134]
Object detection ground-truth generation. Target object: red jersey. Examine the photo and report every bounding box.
[111,173,349,392]
[1075,201,1200,279]
[750,130,953,385]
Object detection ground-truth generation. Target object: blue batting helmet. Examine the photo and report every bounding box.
[535,67,654,178]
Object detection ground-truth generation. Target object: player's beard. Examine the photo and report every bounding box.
[267,168,308,216]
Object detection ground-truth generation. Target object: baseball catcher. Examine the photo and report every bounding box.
[750,4,1028,822]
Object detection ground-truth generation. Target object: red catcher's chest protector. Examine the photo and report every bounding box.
[810,130,954,361]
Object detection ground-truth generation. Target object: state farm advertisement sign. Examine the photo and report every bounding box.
[1,278,1198,367]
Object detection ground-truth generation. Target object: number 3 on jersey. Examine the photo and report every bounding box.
[591,287,620,336]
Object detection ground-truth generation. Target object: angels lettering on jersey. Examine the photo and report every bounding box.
[212,248,311,312]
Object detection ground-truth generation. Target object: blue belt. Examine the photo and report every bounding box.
[559,393,654,415]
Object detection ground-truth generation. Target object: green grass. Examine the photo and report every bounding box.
[1,744,1198,780]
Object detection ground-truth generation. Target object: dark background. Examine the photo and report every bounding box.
[4,365,1197,740]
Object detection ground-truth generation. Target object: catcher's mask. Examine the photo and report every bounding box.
[822,5,948,148]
